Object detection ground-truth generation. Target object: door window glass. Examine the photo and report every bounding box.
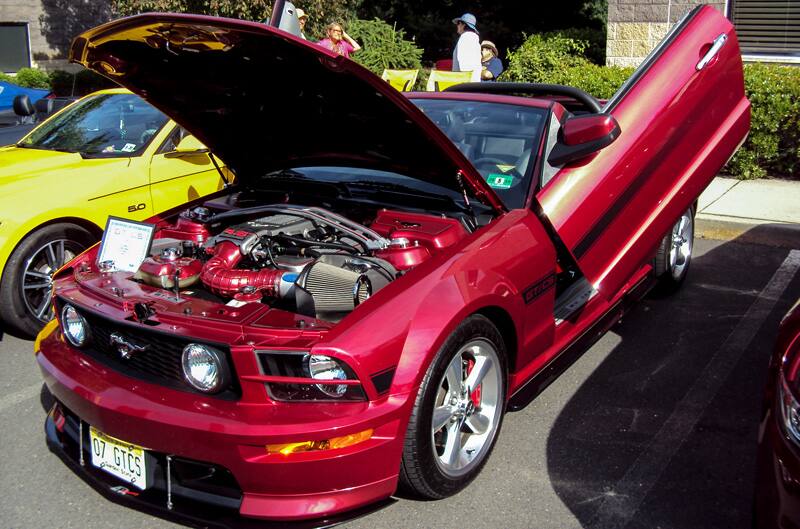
[20,93,168,157]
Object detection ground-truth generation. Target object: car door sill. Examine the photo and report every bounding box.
[554,277,597,324]
[507,274,654,412]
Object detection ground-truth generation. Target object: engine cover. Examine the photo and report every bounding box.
[215,214,315,253]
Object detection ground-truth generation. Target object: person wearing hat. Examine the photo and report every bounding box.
[480,40,503,81]
[296,8,308,40]
[452,13,482,82]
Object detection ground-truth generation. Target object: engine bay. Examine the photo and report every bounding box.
[129,204,470,322]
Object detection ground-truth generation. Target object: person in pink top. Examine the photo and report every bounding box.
[317,22,361,58]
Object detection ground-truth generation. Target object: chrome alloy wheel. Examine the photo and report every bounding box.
[21,239,80,322]
[431,339,503,478]
[668,209,694,281]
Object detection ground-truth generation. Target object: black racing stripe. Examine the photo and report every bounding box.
[572,67,725,260]
[89,170,211,201]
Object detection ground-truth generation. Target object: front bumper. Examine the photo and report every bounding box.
[37,329,409,521]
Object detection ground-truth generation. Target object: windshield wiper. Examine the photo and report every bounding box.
[261,169,307,180]
[346,180,467,210]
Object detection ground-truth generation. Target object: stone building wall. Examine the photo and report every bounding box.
[0,1,57,62]
[607,1,726,67]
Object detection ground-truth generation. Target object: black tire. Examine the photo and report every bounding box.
[0,223,94,337]
[653,206,695,295]
[399,314,507,499]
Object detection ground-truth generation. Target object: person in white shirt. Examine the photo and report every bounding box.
[452,13,481,82]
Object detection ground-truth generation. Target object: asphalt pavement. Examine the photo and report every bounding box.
[1,176,799,528]
[1,238,798,529]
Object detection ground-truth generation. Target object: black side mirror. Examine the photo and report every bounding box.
[13,95,35,117]
[548,114,621,166]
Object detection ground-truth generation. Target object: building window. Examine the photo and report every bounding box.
[0,23,31,73]
[730,0,799,62]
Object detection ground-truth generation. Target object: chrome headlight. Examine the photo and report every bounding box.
[181,343,229,393]
[256,351,365,402]
[305,354,348,398]
[61,304,88,347]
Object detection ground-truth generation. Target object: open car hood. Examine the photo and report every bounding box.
[69,13,504,212]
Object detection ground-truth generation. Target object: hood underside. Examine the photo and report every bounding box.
[69,13,503,212]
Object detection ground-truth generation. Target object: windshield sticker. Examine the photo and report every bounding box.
[487,173,514,189]
[121,143,137,152]
[496,164,516,173]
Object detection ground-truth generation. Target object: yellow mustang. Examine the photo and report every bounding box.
[0,88,229,337]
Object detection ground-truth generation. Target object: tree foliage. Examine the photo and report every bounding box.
[112,0,273,21]
[112,0,360,38]
[347,18,423,75]
[39,0,114,58]
[356,0,607,62]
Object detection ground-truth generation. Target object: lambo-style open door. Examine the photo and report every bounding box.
[537,5,750,302]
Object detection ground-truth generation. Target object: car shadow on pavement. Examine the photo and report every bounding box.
[0,324,33,342]
[543,235,800,529]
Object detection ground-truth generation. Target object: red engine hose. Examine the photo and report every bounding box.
[201,241,284,297]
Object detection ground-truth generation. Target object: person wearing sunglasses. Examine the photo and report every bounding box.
[318,22,361,58]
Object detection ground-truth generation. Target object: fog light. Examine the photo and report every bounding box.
[61,304,88,347]
[266,428,373,455]
[181,343,229,393]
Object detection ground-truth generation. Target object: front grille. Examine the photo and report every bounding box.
[57,299,239,399]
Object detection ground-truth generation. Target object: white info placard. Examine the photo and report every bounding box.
[97,216,156,272]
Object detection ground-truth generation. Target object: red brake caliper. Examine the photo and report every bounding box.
[466,358,482,406]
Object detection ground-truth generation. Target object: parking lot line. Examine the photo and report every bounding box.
[0,382,41,413]
[589,249,800,529]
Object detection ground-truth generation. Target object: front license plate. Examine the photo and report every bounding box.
[89,426,148,490]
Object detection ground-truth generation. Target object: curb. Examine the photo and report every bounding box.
[696,215,800,249]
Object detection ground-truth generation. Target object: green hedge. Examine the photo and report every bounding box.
[728,64,800,180]
[501,31,634,99]
[14,67,51,89]
[0,67,117,96]
[1,68,51,89]
[348,18,423,75]
[503,31,800,179]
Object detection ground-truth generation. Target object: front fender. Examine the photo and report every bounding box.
[0,209,103,281]
[393,270,523,395]
[318,209,556,400]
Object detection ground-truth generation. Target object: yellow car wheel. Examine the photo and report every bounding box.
[0,223,94,337]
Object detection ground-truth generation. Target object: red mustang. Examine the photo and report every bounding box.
[36,6,749,524]
[756,296,800,528]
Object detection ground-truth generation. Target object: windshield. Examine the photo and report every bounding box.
[252,166,486,216]
[20,93,168,157]
[411,99,547,209]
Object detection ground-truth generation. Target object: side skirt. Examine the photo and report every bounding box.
[507,274,655,412]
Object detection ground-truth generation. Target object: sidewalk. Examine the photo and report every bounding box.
[696,177,800,248]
